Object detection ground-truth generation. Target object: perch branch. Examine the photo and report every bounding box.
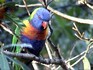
[3,51,66,65]
[2,43,68,70]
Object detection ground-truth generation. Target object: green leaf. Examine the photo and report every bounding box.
[15,45,21,53]
[30,8,40,20]
[0,0,5,3]
[6,55,30,70]
[4,2,16,8]
[5,14,25,28]
[55,14,75,40]
[83,57,91,70]
[0,54,10,70]
[12,26,21,52]
[12,26,20,44]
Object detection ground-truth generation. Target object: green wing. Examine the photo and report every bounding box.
[30,8,40,20]
[0,0,5,3]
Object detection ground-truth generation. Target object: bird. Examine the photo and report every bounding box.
[20,7,51,56]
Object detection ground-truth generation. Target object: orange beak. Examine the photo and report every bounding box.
[42,21,48,29]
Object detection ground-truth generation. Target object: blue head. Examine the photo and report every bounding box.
[30,7,51,31]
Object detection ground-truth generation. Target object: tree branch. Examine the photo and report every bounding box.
[72,23,93,42]
[3,51,66,65]
[67,23,93,66]
[15,4,93,25]
[71,41,93,66]
[47,23,68,70]
[47,39,69,70]
[22,0,30,16]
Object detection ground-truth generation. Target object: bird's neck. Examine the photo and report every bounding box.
[21,21,48,40]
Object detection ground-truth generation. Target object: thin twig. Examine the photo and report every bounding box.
[34,61,51,68]
[66,51,85,63]
[22,0,30,16]
[66,23,93,64]
[45,41,57,70]
[45,42,53,59]
[67,41,93,67]
[48,39,68,70]
[71,40,93,66]
[72,23,93,42]
[0,22,20,40]
[85,0,93,9]
[47,23,68,70]
[45,42,54,69]
[47,0,54,6]
[69,41,78,58]
[66,40,93,63]
[15,4,93,25]
[72,23,82,37]
[71,55,85,67]
[68,22,93,66]
[15,4,42,7]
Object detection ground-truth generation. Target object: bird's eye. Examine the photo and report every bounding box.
[40,25,44,30]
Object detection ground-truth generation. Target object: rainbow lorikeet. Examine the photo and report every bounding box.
[21,7,51,56]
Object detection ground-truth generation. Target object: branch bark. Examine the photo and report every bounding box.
[3,51,66,65]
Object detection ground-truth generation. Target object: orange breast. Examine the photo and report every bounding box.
[21,20,48,40]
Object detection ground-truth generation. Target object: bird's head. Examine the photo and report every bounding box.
[30,7,51,31]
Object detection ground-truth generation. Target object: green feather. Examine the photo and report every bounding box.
[30,8,40,20]
[0,0,5,3]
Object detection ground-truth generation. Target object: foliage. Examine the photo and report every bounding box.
[0,0,93,70]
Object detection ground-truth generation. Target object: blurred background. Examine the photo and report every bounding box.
[0,0,93,70]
